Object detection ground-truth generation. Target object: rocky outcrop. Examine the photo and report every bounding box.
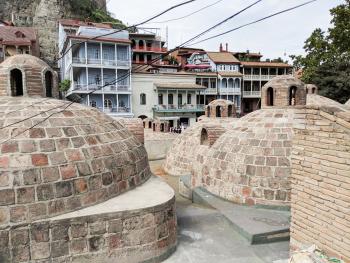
[0,0,106,65]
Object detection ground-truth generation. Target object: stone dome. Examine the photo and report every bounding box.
[261,75,306,108]
[0,54,58,98]
[165,107,295,207]
[0,96,151,228]
[305,84,318,94]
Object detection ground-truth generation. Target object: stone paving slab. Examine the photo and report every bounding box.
[192,187,291,244]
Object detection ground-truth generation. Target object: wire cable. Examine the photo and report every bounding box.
[148,0,225,24]
[188,0,319,46]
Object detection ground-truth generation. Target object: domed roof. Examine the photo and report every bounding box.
[208,99,234,106]
[192,108,294,206]
[0,96,151,227]
[0,54,51,69]
[263,75,304,89]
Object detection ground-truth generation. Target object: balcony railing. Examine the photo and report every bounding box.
[72,83,130,92]
[133,47,167,53]
[243,75,277,81]
[100,107,131,114]
[243,90,261,97]
[154,104,205,111]
[219,88,241,94]
[204,88,217,94]
[72,57,130,67]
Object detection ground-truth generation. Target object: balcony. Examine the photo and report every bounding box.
[133,47,167,53]
[243,90,261,98]
[204,88,217,94]
[72,57,130,67]
[243,75,277,81]
[153,104,205,113]
[72,83,131,93]
[100,107,131,114]
[219,88,241,94]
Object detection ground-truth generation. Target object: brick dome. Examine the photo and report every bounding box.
[0,54,58,98]
[0,96,151,228]
[262,75,306,108]
[165,108,295,207]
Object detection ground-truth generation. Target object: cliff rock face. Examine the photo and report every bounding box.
[0,0,106,65]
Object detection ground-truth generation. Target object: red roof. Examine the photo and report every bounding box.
[0,27,37,46]
[67,34,131,44]
[59,19,113,29]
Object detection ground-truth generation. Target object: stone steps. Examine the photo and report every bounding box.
[179,175,291,245]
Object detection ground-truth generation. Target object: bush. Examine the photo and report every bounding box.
[59,79,71,92]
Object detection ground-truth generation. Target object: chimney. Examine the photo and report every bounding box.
[225,43,228,52]
[219,43,223,52]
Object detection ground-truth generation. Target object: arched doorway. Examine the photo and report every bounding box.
[200,128,209,146]
[289,86,297,106]
[207,106,211,117]
[45,71,53,97]
[267,87,274,106]
[10,69,23,96]
[216,106,221,117]
[312,87,316,94]
[160,123,164,132]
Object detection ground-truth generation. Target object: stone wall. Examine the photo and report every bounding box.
[0,0,106,64]
[0,192,176,263]
[290,105,350,261]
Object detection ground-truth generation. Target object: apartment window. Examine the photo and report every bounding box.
[168,94,173,105]
[104,99,112,109]
[140,93,146,105]
[94,49,99,59]
[178,94,183,105]
[210,79,216,89]
[187,94,192,104]
[158,94,163,105]
[90,100,97,108]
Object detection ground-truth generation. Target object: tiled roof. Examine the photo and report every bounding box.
[240,61,292,68]
[59,19,113,29]
[0,27,37,46]
[207,52,240,64]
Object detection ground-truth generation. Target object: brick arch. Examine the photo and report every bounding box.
[6,66,28,97]
[41,67,58,98]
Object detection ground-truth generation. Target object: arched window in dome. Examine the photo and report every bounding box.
[45,71,53,97]
[140,93,146,105]
[104,99,112,109]
[289,86,297,106]
[200,128,209,146]
[90,100,97,108]
[10,69,23,96]
[267,87,274,106]
[306,88,309,94]
[216,106,221,117]
[312,87,316,94]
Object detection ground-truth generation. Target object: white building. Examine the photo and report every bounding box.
[132,69,206,128]
[186,51,242,113]
[58,19,133,117]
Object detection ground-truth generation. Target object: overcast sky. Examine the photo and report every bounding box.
[108,0,344,61]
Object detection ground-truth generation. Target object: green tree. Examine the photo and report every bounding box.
[290,0,350,103]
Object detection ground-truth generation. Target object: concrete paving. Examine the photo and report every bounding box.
[149,160,290,263]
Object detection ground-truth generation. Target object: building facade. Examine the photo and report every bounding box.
[186,50,242,113]
[0,25,39,63]
[130,28,167,65]
[132,70,206,128]
[58,19,133,118]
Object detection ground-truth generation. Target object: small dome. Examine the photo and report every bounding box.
[0,96,151,228]
[0,54,59,98]
[262,75,306,108]
[206,99,236,118]
[305,84,318,94]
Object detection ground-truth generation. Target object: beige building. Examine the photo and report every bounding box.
[132,70,206,128]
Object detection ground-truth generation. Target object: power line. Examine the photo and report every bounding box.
[188,0,319,46]
[54,0,197,64]
[148,0,225,24]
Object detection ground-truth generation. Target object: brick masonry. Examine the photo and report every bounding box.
[205,99,236,118]
[0,197,176,263]
[0,96,151,229]
[290,105,350,262]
